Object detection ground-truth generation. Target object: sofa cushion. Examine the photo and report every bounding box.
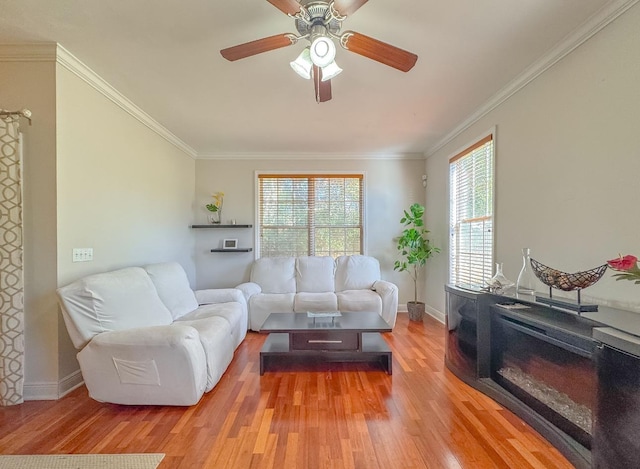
[57,267,174,349]
[144,262,198,320]
[337,290,383,313]
[251,257,296,294]
[335,255,381,292]
[296,256,335,293]
[249,293,295,330]
[294,292,338,312]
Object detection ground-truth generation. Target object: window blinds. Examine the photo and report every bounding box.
[258,174,364,258]
[449,135,494,286]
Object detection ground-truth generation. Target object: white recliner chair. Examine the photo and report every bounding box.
[57,262,247,406]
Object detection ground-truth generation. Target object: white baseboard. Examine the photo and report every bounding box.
[24,369,84,401]
[59,369,84,397]
[426,305,445,324]
[398,303,445,324]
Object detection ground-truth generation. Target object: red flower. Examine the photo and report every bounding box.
[607,254,638,271]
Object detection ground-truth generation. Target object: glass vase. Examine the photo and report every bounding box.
[488,263,514,293]
[208,210,221,224]
[516,247,536,295]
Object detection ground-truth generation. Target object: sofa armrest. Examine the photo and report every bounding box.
[195,288,245,306]
[373,280,399,328]
[194,288,248,331]
[235,282,262,303]
[78,324,208,406]
[90,324,198,347]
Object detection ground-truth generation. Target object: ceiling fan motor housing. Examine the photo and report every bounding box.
[295,1,342,37]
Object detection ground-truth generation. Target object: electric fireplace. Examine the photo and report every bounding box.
[445,284,640,469]
[491,307,598,449]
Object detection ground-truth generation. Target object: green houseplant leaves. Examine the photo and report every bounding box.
[393,203,440,305]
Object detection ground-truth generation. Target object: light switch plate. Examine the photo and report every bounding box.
[72,248,93,262]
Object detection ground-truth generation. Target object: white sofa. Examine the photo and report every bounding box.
[56,262,247,406]
[237,255,398,331]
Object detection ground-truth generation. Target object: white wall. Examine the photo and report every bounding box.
[194,157,429,305]
[425,3,640,318]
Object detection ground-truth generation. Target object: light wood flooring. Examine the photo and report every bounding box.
[0,314,575,468]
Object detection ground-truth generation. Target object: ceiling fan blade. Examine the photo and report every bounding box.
[341,31,418,72]
[266,0,301,15]
[332,0,368,16]
[313,65,332,103]
[220,34,295,61]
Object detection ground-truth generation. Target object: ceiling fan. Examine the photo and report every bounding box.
[220,0,418,103]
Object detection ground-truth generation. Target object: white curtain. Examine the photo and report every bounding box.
[0,114,24,406]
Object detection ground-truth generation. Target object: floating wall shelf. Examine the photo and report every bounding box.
[191,224,253,229]
[191,224,254,252]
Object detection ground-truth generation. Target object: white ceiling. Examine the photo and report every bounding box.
[0,0,622,157]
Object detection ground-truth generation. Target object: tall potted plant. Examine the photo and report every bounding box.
[394,203,440,321]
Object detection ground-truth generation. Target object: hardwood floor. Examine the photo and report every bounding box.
[0,314,575,468]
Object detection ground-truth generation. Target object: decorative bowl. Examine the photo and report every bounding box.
[530,258,608,291]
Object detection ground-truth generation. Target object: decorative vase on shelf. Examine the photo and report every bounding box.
[487,263,514,293]
[205,191,224,225]
[207,210,221,224]
[517,247,536,295]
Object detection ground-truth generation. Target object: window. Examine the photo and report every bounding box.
[257,174,364,258]
[449,134,494,286]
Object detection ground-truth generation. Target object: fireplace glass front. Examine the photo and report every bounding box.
[491,312,597,449]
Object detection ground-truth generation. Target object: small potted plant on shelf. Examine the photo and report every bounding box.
[206,192,224,224]
[394,203,440,321]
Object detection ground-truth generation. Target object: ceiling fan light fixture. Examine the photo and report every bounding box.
[320,60,342,81]
[309,36,336,68]
[290,47,312,79]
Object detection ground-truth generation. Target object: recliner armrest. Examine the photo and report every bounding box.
[235,282,262,303]
[90,324,201,347]
[372,279,396,295]
[194,288,249,330]
[78,324,208,406]
[373,280,399,328]
[195,288,245,306]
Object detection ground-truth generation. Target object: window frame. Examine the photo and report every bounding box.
[448,129,496,287]
[254,171,367,258]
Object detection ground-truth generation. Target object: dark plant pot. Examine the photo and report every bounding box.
[407,301,425,322]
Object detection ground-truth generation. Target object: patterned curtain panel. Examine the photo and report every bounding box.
[0,115,24,406]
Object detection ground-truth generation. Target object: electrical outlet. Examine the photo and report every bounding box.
[72,248,93,262]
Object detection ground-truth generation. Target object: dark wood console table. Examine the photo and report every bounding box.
[445,284,640,469]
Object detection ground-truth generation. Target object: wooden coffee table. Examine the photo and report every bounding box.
[259,311,392,375]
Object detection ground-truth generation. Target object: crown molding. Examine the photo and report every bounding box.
[197,151,426,160]
[426,0,640,157]
[55,45,197,159]
[0,42,197,159]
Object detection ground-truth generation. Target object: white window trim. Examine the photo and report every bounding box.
[448,126,496,286]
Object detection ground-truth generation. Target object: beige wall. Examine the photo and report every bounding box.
[0,58,59,392]
[425,3,640,318]
[55,64,197,381]
[1,47,197,398]
[194,157,428,305]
